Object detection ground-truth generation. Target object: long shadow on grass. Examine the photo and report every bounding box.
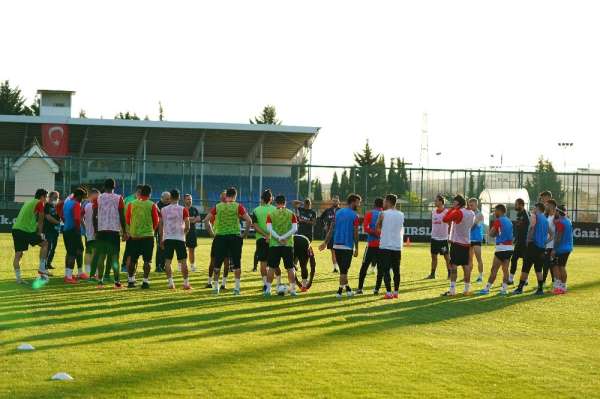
[8,280,598,399]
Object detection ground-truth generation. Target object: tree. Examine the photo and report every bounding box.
[312,178,323,201]
[158,101,165,121]
[396,158,410,196]
[0,80,35,115]
[467,173,475,199]
[371,155,389,197]
[78,109,87,118]
[476,172,486,196]
[525,157,564,203]
[115,111,140,120]
[353,140,381,199]
[339,170,350,199]
[330,171,340,198]
[250,105,281,125]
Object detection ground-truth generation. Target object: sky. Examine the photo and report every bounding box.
[3,0,599,172]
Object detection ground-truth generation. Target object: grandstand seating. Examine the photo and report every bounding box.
[143,174,297,208]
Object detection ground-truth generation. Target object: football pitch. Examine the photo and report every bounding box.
[1,234,599,398]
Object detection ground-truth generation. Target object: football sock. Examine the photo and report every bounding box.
[234,279,241,291]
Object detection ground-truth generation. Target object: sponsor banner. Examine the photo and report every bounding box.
[0,210,597,245]
[41,124,69,157]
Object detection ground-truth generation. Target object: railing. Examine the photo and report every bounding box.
[3,155,599,222]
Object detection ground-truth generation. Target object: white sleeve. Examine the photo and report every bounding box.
[280,223,298,240]
[267,223,281,240]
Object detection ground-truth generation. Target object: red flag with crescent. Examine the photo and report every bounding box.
[41,124,69,157]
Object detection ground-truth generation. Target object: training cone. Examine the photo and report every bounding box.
[405,236,411,247]
[51,372,74,381]
[17,343,35,351]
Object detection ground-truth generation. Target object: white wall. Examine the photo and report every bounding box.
[14,158,55,202]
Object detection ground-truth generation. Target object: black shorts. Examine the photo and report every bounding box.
[130,237,154,264]
[522,243,545,273]
[268,245,294,270]
[96,231,121,256]
[12,229,44,252]
[555,252,570,267]
[470,241,482,247]
[213,234,243,270]
[255,237,269,262]
[450,243,470,266]
[495,251,513,261]
[164,239,187,261]
[334,248,353,274]
[362,246,380,267]
[210,238,216,258]
[512,243,526,259]
[294,235,312,265]
[430,239,448,255]
[63,230,84,257]
[185,230,197,248]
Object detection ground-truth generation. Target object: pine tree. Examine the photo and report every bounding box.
[0,80,35,115]
[396,158,410,196]
[388,158,398,194]
[476,172,486,195]
[467,173,475,198]
[340,170,350,199]
[525,157,564,203]
[330,172,340,197]
[250,105,282,125]
[353,140,381,199]
[372,155,389,197]
[312,178,323,201]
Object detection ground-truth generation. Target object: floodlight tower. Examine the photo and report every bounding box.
[420,112,429,167]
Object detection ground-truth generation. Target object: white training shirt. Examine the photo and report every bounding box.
[379,209,405,251]
[546,214,556,249]
[431,208,449,240]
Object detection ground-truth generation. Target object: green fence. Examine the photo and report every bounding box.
[2,155,599,222]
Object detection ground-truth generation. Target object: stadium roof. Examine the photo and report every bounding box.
[0,115,320,160]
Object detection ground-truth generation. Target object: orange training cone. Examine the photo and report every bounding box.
[405,236,411,247]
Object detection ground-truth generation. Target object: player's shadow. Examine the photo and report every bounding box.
[7,280,600,399]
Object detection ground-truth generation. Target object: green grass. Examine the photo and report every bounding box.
[1,234,599,398]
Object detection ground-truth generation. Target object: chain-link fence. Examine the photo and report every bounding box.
[3,155,599,222]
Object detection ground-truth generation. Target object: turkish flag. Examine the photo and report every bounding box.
[41,124,69,157]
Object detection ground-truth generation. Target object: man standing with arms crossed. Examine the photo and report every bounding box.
[442,194,475,296]
[357,197,383,294]
[183,194,201,273]
[319,194,361,298]
[159,189,192,290]
[512,202,550,295]
[427,195,450,280]
[126,185,160,289]
[375,194,404,299]
[43,191,61,272]
[155,191,171,273]
[509,198,529,285]
[93,178,126,289]
[319,195,341,273]
[205,187,252,295]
